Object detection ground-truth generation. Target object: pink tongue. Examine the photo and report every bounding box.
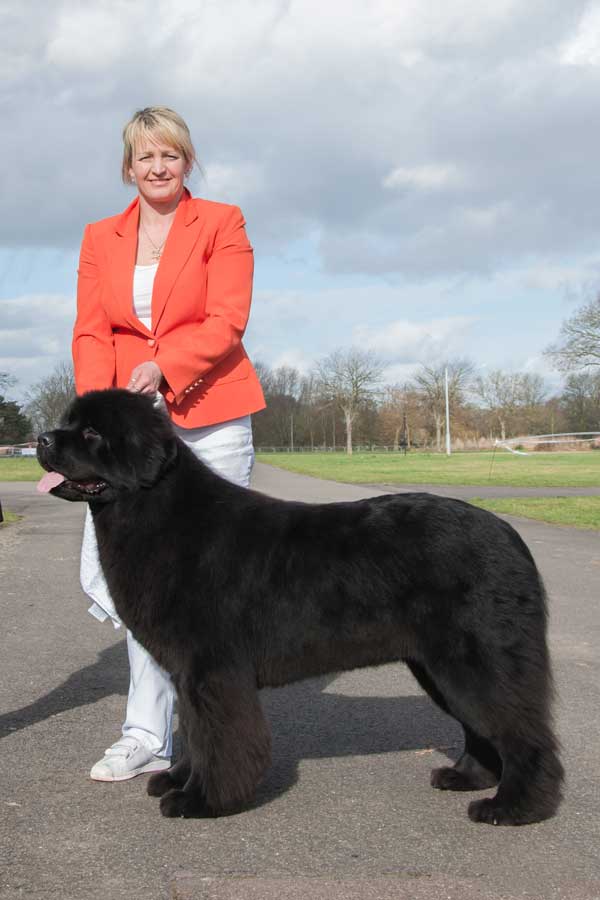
[37,471,66,494]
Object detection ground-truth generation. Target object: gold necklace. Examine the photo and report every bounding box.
[141,221,167,261]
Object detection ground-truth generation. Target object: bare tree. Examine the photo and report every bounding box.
[472,370,547,441]
[297,372,320,449]
[545,296,600,371]
[517,373,547,408]
[560,370,600,432]
[413,359,474,451]
[516,373,548,435]
[252,362,307,449]
[316,348,383,454]
[378,384,425,449]
[271,365,300,399]
[25,361,76,433]
[253,360,274,396]
[472,370,519,441]
[0,374,32,444]
[0,372,16,392]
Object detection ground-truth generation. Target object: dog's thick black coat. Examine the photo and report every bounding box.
[38,389,564,824]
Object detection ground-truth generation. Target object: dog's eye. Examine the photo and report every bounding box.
[82,427,101,441]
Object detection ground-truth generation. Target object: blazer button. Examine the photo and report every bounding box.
[147,338,156,347]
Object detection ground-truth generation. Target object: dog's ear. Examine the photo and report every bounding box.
[131,416,180,488]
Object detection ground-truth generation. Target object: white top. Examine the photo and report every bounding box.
[133,263,158,330]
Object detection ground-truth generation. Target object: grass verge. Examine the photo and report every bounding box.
[0,508,22,526]
[256,450,600,487]
[1,452,597,529]
[470,497,600,530]
[0,457,43,481]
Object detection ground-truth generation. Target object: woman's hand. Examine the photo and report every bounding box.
[127,361,164,395]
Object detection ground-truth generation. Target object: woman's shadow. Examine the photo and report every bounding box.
[1,648,461,808]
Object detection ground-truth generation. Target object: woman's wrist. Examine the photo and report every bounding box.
[127,360,163,395]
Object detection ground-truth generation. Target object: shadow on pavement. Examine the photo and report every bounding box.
[257,676,461,808]
[1,655,460,809]
[0,640,128,740]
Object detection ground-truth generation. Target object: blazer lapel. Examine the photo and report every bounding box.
[151,189,202,334]
[109,196,152,335]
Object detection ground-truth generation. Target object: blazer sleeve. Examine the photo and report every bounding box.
[72,224,116,395]
[155,205,254,404]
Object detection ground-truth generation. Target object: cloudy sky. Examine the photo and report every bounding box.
[2,0,600,402]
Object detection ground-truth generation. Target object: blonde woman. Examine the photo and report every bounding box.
[73,106,265,781]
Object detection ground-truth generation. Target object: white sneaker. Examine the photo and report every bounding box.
[90,736,171,782]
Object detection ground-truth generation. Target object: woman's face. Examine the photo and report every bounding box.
[129,136,188,207]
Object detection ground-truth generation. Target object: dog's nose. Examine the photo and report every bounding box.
[37,432,55,448]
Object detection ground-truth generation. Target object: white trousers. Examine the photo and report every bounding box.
[80,414,254,758]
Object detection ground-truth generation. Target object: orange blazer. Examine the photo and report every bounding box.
[73,189,265,428]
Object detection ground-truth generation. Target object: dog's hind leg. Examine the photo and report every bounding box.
[431,726,502,791]
[412,651,563,825]
[159,666,272,819]
[466,721,564,826]
[406,660,502,791]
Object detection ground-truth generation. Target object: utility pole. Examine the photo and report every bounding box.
[445,367,451,456]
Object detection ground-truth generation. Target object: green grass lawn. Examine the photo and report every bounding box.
[0,457,43,481]
[2,450,599,530]
[6,449,599,487]
[256,450,600,487]
[0,508,21,526]
[471,497,600,531]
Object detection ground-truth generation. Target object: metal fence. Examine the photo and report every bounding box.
[0,444,37,457]
[256,445,411,453]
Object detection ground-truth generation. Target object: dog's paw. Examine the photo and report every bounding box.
[468,797,522,825]
[431,765,498,792]
[431,766,475,791]
[468,795,559,826]
[159,788,215,819]
[147,771,177,797]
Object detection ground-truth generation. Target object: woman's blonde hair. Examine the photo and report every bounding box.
[122,106,197,183]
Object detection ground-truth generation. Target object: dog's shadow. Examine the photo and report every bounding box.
[252,675,462,809]
[1,643,462,808]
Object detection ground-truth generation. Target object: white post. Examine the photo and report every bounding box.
[445,367,451,456]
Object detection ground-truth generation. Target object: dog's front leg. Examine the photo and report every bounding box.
[159,665,272,818]
[147,673,191,798]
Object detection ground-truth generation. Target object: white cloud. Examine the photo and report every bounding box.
[270,347,315,373]
[460,202,512,233]
[383,164,466,192]
[380,361,425,386]
[46,5,133,69]
[559,5,600,66]
[0,294,74,399]
[203,161,266,205]
[2,0,596,273]
[353,317,477,363]
[0,0,596,395]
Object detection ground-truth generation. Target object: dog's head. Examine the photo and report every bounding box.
[37,389,178,502]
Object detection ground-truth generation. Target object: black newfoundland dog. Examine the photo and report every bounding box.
[37,389,563,824]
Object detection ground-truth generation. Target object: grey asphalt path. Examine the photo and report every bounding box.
[0,467,599,900]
